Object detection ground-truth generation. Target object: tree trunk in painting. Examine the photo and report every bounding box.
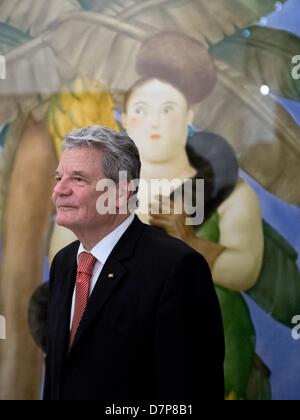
[0,116,57,400]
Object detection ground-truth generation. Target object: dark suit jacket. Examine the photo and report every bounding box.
[44,216,224,401]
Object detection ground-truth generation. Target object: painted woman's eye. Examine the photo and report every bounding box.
[135,106,146,115]
[163,105,174,114]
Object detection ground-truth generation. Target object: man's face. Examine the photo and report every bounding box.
[122,79,193,163]
[52,147,104,232]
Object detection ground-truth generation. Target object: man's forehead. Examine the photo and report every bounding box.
[56,148,102,172]
[61,146,100,157]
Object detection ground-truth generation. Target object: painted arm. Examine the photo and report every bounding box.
[212,181,264,291]
[150,181,264,292]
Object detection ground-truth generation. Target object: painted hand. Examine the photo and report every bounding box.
[149,195,195,245]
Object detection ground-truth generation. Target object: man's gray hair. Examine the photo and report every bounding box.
[63,126,141,183]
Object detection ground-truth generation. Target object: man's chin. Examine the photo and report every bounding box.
[56,208,77,227]
[55,217,74,229]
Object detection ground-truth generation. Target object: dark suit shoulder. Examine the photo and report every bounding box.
[52,240,79,264]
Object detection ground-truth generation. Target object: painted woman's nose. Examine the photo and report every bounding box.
[150,112,160,128]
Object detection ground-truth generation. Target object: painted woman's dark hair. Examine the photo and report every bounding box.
[135,31,217,104]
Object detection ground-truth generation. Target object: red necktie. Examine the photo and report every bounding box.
[69,252,97,347]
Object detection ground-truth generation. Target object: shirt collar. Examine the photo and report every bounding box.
[77,214,135,265]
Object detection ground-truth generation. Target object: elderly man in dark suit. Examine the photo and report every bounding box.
[44,125,224,401]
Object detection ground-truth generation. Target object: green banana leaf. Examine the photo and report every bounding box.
[83,0,288,45]
[0,23,31,53]
[247,221,300,327]
[0,0,80,37]
[79,0,102,10]
[0,124,9,148]
[0,0,288,47]
[211,26,300,102]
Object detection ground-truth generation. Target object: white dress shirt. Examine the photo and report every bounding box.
[70,214,135,327]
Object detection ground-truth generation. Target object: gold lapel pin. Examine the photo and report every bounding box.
[108,273,114,279]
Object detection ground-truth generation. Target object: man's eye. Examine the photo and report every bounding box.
[74,177,85,183]
[55,177,61,183]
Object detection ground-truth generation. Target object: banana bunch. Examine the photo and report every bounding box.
[47,78,119,157]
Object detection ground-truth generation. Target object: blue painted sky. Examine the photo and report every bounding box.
[267,0,300,36]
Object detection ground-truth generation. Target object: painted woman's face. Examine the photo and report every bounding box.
[122,79,193,163]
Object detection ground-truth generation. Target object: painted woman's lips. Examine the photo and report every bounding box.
[150,134,161,141]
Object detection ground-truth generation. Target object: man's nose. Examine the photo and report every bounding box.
[53,178,72,196]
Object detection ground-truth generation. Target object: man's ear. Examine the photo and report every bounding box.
[187,109,194,125]
[116,181,131,213]
[121,112,127,130]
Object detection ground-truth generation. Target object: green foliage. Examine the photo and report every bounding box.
[211,26,300,101]
[0,125,9,148]
[0,23,31,53]
[216,286,256,400]
[247,221,300,327]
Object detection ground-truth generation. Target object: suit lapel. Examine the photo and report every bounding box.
[69,216,145,352]
[54,246,78,364]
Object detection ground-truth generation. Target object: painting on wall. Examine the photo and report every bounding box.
[0,0,300,400]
